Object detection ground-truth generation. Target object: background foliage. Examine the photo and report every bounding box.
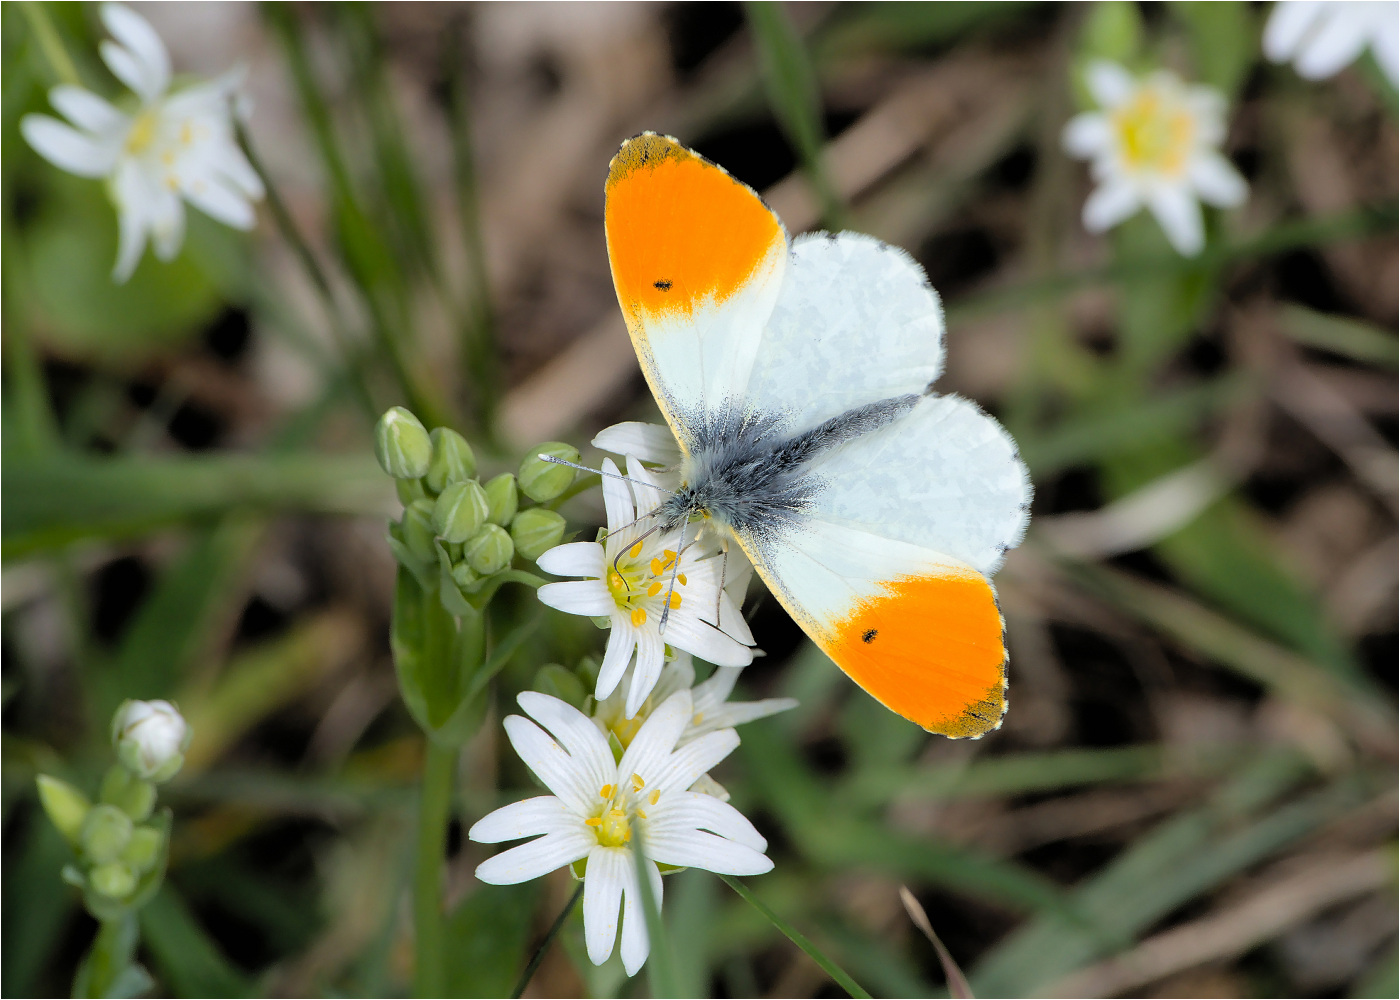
[3,2,1396,997]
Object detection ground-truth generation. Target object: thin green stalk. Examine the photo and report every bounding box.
[634,841,678,998]
[413,741,458,998]
[20,1,81,87]
[509,882,583,999]
[719,874,872,1000]
[232,116,378,422]
[74,914,141,998]
[745,1,847,229]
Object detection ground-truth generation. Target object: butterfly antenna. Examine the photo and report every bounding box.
[538,455,676,496]
[612,522,661,578]
[657,520,689,634]
[714,542,728,630]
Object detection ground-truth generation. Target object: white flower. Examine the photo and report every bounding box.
[111,699,190,782]
[1062,61,1248,257]
[1265,1,1399,86]
[537,457,754,718]
[592,651,798,760]
[20,3,264,282]
[469,690,773,976]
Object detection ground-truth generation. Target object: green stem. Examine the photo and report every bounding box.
[412,740,457,998]
[719,874,871,999]
[509,882,583,999]
[20,1,81,87]
[634,840,678,998]
[74,914,139,998]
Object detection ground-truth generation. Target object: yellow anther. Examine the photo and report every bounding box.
[692,713,704,726]
[632,773,645,791]
[180,121,193,146]
[599,784,614,799]
[624,827,632,842]
[165,175,179,190]
[629,540,643,558]
[668,591,682,610]
[630,608,647,628]
[650,557,664,575]
[648,789,659,805]
[160,150,175,166]
[610,808,626,819]
[608,571,625,590]
[678,573,687,586]
[663,549,677,561]
[647,582,662,597]
[637,809,647,819]
[585,816,601,827]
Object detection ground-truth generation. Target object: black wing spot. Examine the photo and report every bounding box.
[653,279,673,291]
[861,628,878,643]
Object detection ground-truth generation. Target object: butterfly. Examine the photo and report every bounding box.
[603,133,1031,738]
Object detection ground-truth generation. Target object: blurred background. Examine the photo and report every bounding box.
[2,2,1396,997]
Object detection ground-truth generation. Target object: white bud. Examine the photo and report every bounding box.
[111,700,190,782]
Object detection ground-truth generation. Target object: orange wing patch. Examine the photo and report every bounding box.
[605,133,785,329]
[821,568,1007,738]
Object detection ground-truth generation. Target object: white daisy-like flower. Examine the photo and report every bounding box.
[1062,60,1248,257]
[537,457,754,718]
[593,650,797,753]
[469,689,773,976]
[1265,1,1399,86]
[20,3,264,282]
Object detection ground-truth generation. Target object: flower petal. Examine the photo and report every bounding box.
[538,579,613,616]
[537,540,604,578]
[624,456,671,519]
[645,828,772,876]
[620,853,662,977]
[49,86,127,135]
[517,691,615,793]
[150,189,185,261]
[703,697,799,735]
[1189,153,1247,208]
[583,846,626,967]
[474,829,592,885]
[1146,184,1205,257]
[502,714,595,815]
[182,173,256,229]
[1062,112,1110,159]
[649,728,741,794]
[596,619,638,701]
[647,790,768,852]
[625,624,666,719]
[1372,8,1400,86]
[1264,0,1328,62]
[617,690,691,783]
[20,115,118,177]
[593,421,682,466]
[1085,59,1135,107]
[100,3,170,101]
[662,612,753,668]
[600,458,635,533]
[468,795,574,843]
[1295,4,1371,79]
[1082,178,1141,233]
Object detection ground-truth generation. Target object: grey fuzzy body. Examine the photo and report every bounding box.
[658,394,921,539]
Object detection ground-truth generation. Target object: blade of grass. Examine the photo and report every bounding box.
[509,882,582,1000]
[1278,303,1399,369]
[745,1,847,229]
[633,839,678,998]
[141,886,252,997]
[19,1,80,86]
[719,875,871,999]
[900,886,974,999]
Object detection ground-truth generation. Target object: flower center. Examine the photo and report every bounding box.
[604,543,686,628]
[125,111,160,155]
[1112,91,1194,176]
[583,776,660,848]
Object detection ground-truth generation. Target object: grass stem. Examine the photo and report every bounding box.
[509,882,583,999]
[412,741,458,998]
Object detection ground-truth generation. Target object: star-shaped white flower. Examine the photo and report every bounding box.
[537,457,753,718]
[469,689,773,976]
[1265,1,1399,86]
[20,3,264,282]
[1062,60,1248,257]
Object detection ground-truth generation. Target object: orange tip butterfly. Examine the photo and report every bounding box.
[604,133,1031,738]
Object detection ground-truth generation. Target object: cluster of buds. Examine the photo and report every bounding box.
[375,407,571,611]
[36,700,189,920]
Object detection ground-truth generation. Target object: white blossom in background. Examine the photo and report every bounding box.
[469,690,773,976]
[20,3,264,282]
[1265,1,1399,86]
[1062,60,1248,257]
[536,457,754,718]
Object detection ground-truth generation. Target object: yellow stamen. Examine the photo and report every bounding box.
[668,591,682,610]
[179,121,193,146]
[629,540,643,558]
[125,111,158,155]
[585,816,601,827]
[599,784,614,799]
[678,573,687,586]
[648,789,659,805]
[650,557,664,575]
[692,713,704,726]
[630,608,647,627]
[663,549,677,561]
[632,773,645,791]
[647,582,662,597]
[637,809,647,819]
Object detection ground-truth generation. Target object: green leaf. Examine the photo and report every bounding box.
[141,885,253,998]
[1278,303,1399,368]
[1171,1,1256,97]
[444,882,542,997]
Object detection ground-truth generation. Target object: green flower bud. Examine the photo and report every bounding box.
[534,664,586,708]
[99,765,155,822]
[396,477,427,506]
[112,700,190,783]
[451,561,479,591]
[518,442,579,502]
[402,499,439,564]
[81,804,133,864]
[89,862,137,900]
[36,775,91,845]
[426,428,477,493]
[432,480,489,544]
[374,407,433,479]
[484,473,519,526]
[510,508,567,561]
[121,825,163,875]
[464,523,514,576]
